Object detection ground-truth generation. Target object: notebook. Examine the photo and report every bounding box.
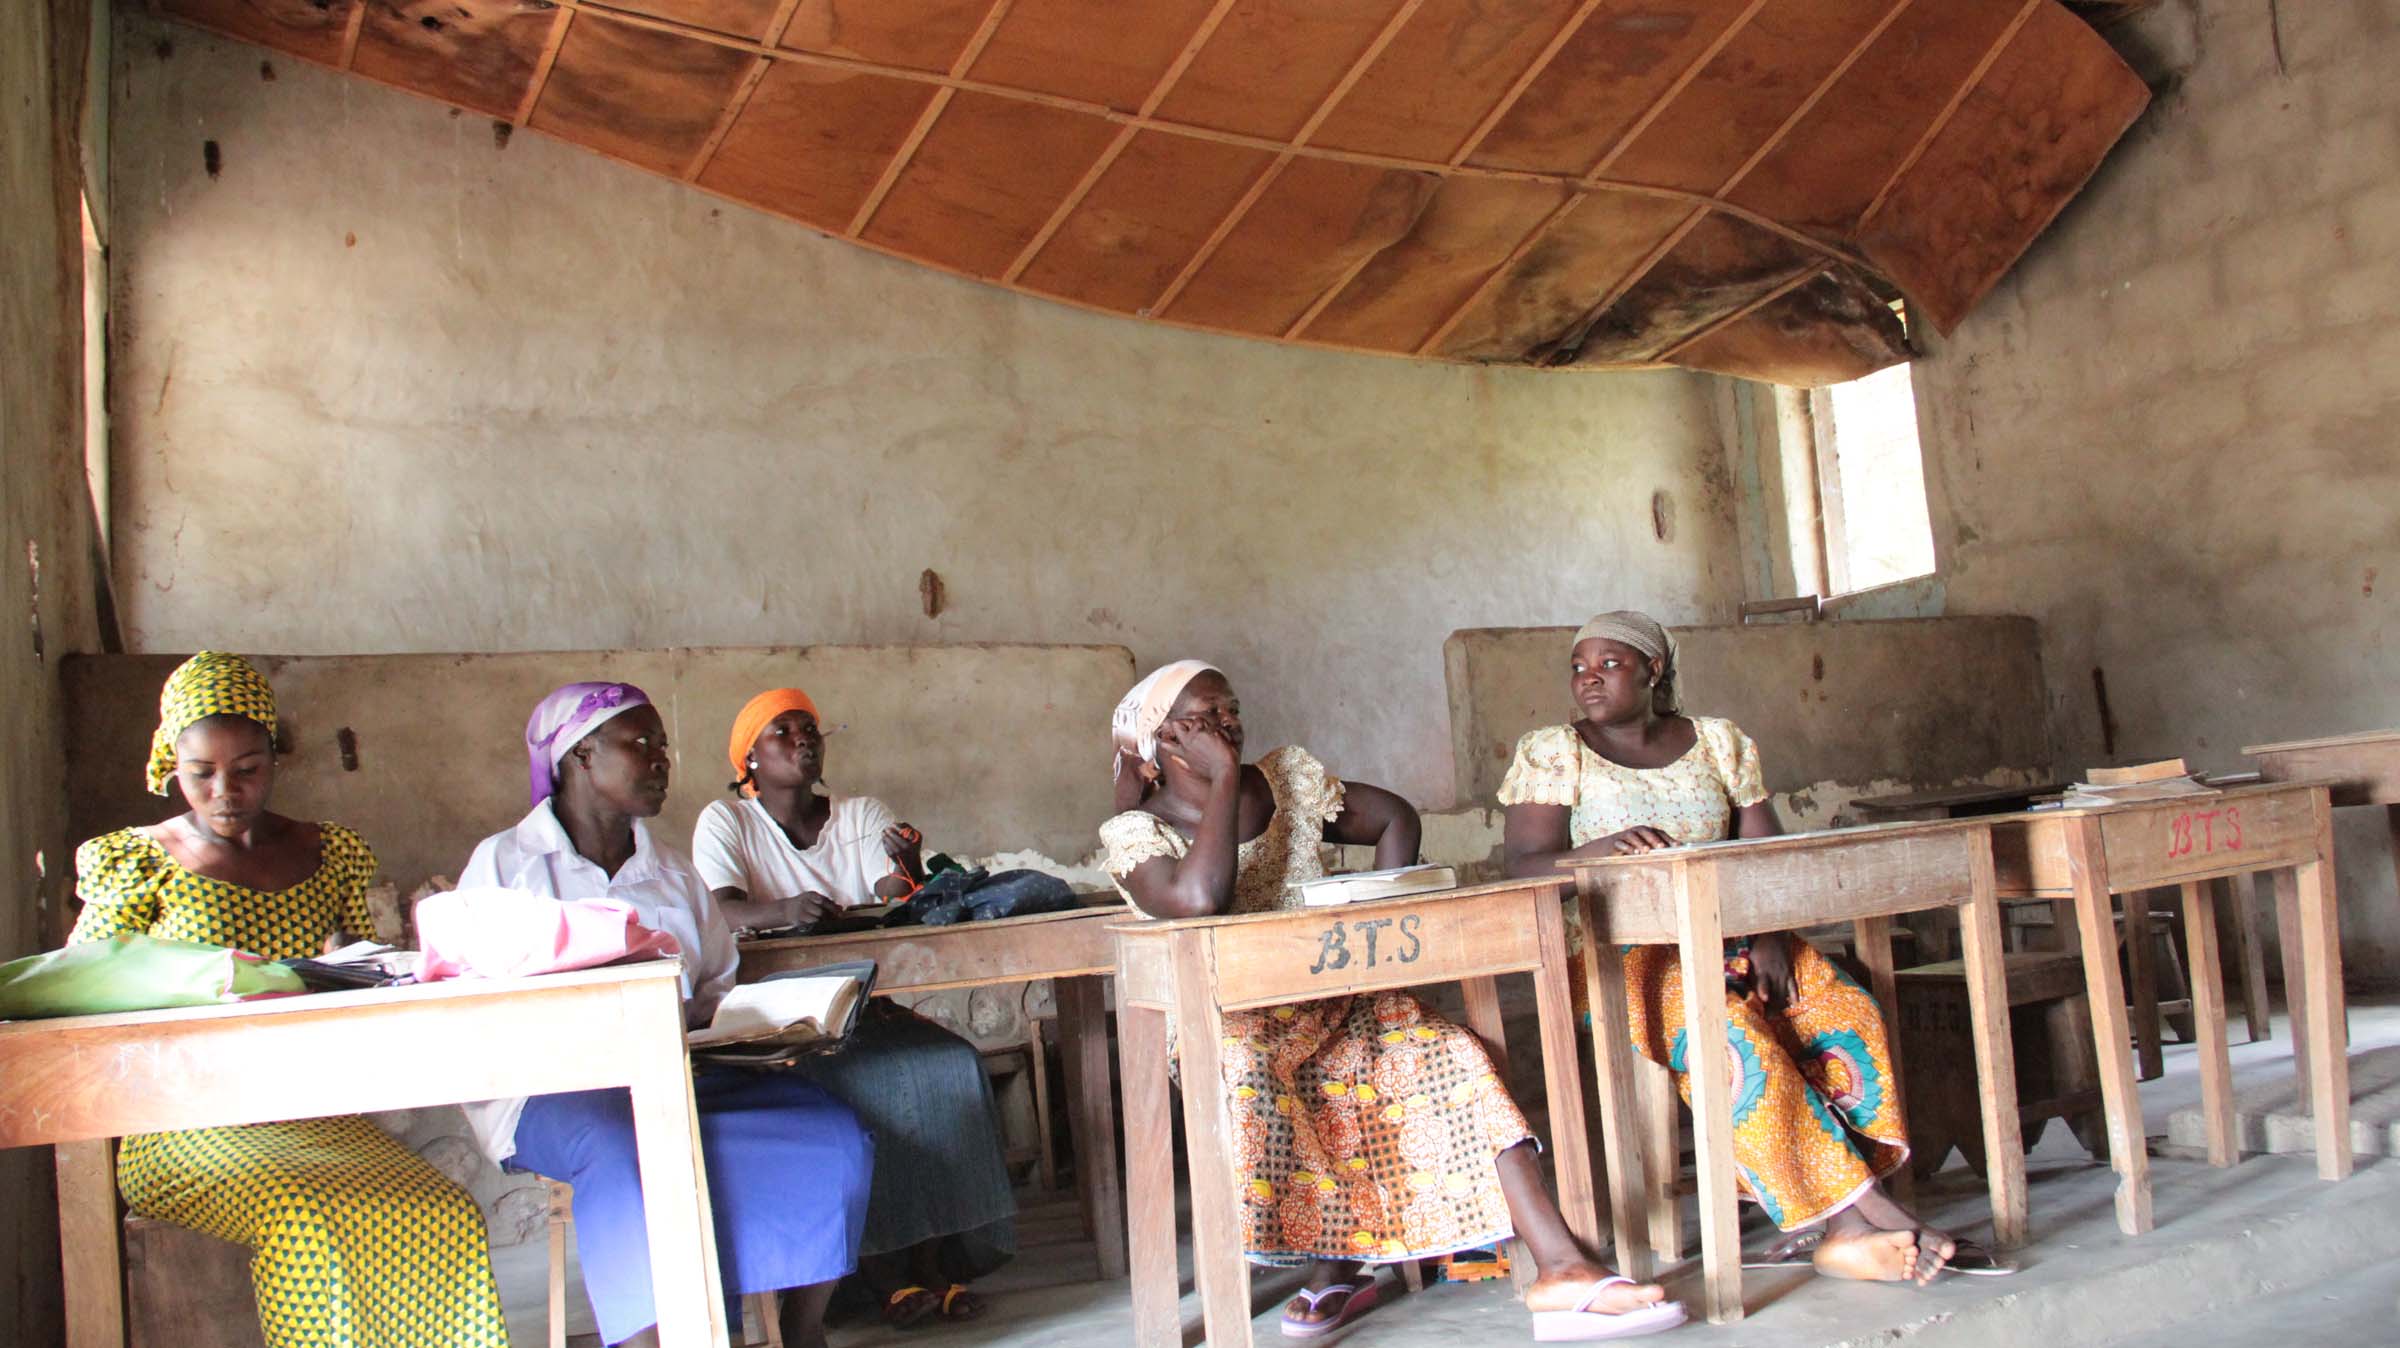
[1294,864,1458,907]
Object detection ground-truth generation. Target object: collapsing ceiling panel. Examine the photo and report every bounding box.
[157,0,2150,385]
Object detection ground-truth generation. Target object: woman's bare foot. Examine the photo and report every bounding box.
[1523,1259,1670,1315]
[1813,1225,1956,1285]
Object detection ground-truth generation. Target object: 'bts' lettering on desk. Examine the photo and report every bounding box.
[1309,913,1424,975]
[2166,805,2244,859]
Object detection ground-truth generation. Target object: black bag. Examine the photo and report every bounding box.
[881,868,1080,927]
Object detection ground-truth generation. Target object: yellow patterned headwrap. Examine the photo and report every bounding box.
[146,651,279,795]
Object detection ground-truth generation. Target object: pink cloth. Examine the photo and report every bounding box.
[415,886,682,982]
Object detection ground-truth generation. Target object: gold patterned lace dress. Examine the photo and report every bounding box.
[70,824,507,1348]
[1499,718,1908,1229]
[1100,747,1531,1266]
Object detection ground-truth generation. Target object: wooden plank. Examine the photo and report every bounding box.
[738,906,1123,991]
[1153,0,1422,143]
[1580,824,1981,944]
[696,63,940,231]
[1460,974,1510,1081]
[1638,1058,1682,1268]
[2226,875,2272,1043]
[2125,888,2162,1081]
[861,90,1122,277]
[528,11,758,175]
[843,0,1018,236]
[2247,738,2400,807]
[2296,797,2353,1182]
[1310,0,1590,163]
[513,8,578,125]
[58,1139,124,1348]
[1167,157,1438,335]
[547,1182,569,1348]
[2066,816,2152,1235]
[2179,881,2236,1168]
[1056,974,1127,1278]
[1957,830,2026,1249]
[2244,729,2400,757]
[350,0,560,121]
[775,0,994,71]
[968,0,1229,109]
[2094,787,2321,891]
[1116,1002,1180,1343]
[1676,860,1742,1324]
[1027,1016,1059,1192]
[2270,867,2311,1105]
[1169,931,1253,1347]
[1851,913,1909,1203]
[619,977,732,1348]
[1534,895,1603,1251]
[1854,0,2042,231]
[1207,889,1543,1010]
[1578,893,1652,1278]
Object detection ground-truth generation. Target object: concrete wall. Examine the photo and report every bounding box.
[105,13,1746,811]
[1907,0,2400,979]
[3,0,103,1338]
[64,644,1136,895]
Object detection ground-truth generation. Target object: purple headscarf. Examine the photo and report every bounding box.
[526,681,651,807]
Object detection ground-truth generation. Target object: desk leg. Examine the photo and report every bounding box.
[2269,868,2311,1105]
[1534,898,1603,1253]
[1960,837,2027,1250]
[2179,881,2237,1167]
[1850,915,1911,1204]
[1170,936,1252,1348]
[1118,1001,1182,1348]
[1675,863,1741,1324]
[2066,819,2151,1235]
[1638,1063,1683,1266]
[2298,802,2354,1182]
[624,987,730,1348]
[57,1139,124,1348]
[1461,975,1511,1081]
[2125,889,2163,1081]
[2226,876,2272,1044]
[1579,897,1652,1280]
[1058,975,1129,1279]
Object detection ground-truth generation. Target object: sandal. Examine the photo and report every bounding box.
[1941,1239,2017,1276]
[882,1285,940,1329]
[1743,1227,1825,1269]
[938,1283,987,1320]
[1279,1277,1381,1339]
[1530,1276,1689,1342]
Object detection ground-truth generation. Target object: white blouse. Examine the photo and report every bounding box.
[454,802,738,1163]
[691,794,901,910]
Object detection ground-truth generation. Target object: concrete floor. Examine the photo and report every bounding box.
[505,997,2400,1348]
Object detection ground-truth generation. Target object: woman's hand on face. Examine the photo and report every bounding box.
[1157,718,1238,785]
[1599,825,1678,855]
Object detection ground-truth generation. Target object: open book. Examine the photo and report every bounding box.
[1295,864,1457,907]
[687,961,872,1051]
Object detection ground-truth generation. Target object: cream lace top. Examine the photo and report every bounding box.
[1496,717,1768,847]
[1098,746,1345,916]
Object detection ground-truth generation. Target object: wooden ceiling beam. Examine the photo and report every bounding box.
[336,2,368,70]
[1652,267,1819,363]
[1001,0,1244,285]
[682,0,810,182]
[844,0,1018,238]
[512,8,576,127]
[1856,0,2041,232]
[1149,0,1430,318]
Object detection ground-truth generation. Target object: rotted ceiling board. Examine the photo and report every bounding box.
[1859,0,2147,333]
[349,0,555,122]
[159,0,357,65]
[1152,0,1407,142]
[602,0,780,43]
[859,91,1122,280]
[777,0,992,73]
[1432,190,1696,362]
[1603,0,1899,197]
[1164,157,1439,334]
[696,63,938,232]
[1468,0,1755,176]
[967,0,1226,111]
[1304,174,1573,351]
[1726,0,2030,238]
[527,13,756,175]
[1017,131,1277,313]
[1307,0,1587,163]
[1565,209,1816,364]
[1670,267,1914,386]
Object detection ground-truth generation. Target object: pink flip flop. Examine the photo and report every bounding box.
[1530,1276,1689,1342]
[1279,1277,1382,1339]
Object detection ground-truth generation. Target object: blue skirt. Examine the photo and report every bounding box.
[510,1069,872,1345]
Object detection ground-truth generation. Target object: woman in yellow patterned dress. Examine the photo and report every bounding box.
[1100,661,1685,1342]
[1500,613,1984,1284]
[68,652,507,1348]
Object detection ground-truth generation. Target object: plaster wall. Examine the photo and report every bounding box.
[1907,0,2400,979]
[104,15,1745,810]
[63,644,1137,896]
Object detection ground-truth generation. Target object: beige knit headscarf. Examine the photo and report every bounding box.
[1571,611,1681,715]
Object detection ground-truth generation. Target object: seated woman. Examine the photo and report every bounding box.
[1500,611,1985,1284]
[691,688,1014,1327]
[69,652,508,1348]
[457,682,873,1348]
[1099,661,1684,1343]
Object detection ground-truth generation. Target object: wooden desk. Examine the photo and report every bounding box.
[1110,878,1595,1348]
[0,962,727,1348]
[1987,781,2351,1239]
[1566,818,2023,1325]
[738,902,1132,1279]
[1850,780,2070,821]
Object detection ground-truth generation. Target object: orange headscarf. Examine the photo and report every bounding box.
[727,688,820,797]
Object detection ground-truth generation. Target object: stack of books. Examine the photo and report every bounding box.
[1293,864,1458,907]
[2057,758,2211,808]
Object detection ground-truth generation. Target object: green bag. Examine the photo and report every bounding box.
[0,932,307,1019]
